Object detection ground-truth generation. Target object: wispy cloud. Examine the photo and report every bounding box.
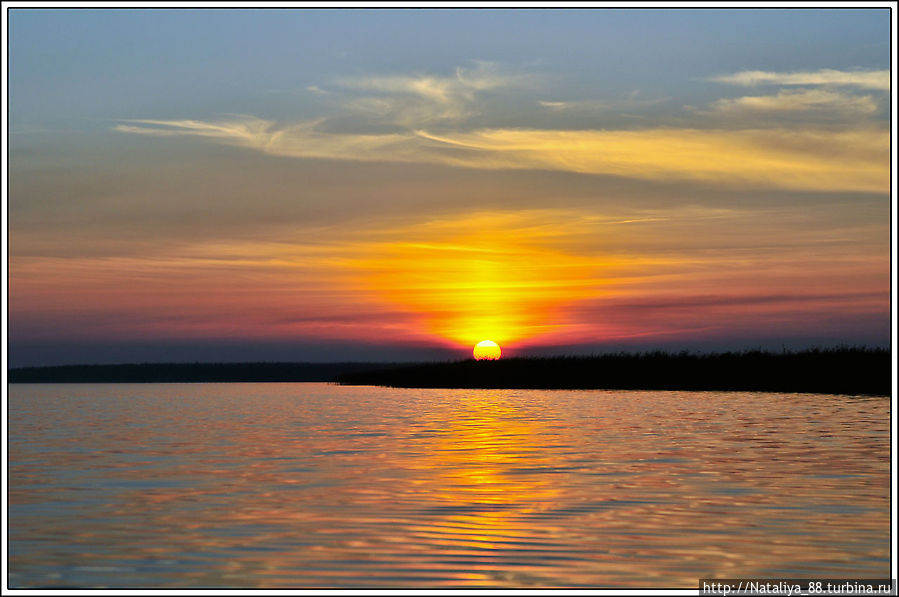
[537,93,664,113]
[117,117,889,193]
[705,88,879,115]
[115,117,424,161]
[336,62,528,100]
[538,99,614,111]
[114,63,889,194]
[709,69,889,90]
[413,127,889,192]
[114,117,279,143]
[328,61,534,127]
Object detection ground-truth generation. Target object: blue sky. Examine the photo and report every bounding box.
[10,8,890,128]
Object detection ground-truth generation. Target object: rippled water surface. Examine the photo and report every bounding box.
[9,383,891,588]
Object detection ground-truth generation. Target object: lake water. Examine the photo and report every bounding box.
[8,383,891,588]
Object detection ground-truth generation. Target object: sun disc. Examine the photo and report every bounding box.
[473,340,501,360]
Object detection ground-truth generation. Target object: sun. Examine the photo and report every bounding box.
[473,340,502,360]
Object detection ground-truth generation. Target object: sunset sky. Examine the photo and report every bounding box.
[6,7,893,366]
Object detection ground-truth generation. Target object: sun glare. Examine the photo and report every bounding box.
[473,340,501,360]
[347,212,605,349]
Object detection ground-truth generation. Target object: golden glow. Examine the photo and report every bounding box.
[345,211,611,348]
[473,340,501,360]
[10,204,888,351]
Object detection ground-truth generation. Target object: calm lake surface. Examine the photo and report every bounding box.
[8,383,891,588]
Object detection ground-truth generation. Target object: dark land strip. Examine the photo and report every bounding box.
[8,348,890,396]
[337,348,890,396]
[7,362,400,384]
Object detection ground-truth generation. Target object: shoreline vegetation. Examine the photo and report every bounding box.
[338,348,890,395]
[7,348,890,396]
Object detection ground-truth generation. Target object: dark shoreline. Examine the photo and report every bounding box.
[8,348,890,396]
[6,362,403,384]
[337,348,891,396]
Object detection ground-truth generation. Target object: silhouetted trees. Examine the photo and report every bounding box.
[8,348,889,395]
[337,347,889,395]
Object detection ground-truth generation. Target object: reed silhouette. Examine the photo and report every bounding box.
[337,347,889,396]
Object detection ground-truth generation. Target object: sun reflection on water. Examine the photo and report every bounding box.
[8,384,891,588]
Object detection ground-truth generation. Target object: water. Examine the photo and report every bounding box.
[8,383,891,588]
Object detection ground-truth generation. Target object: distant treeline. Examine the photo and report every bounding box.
[7,362,405,384]
[8,348,890,395]
[337,348,891,396]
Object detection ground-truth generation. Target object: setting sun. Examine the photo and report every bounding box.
[473,340,501,360]
[6,8,892,591]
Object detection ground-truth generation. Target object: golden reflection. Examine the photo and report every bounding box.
[399,392,565,584]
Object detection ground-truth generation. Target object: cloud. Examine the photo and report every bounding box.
[709,69,889,90]
[117,117,889,193]
[705,88,879,115]
[112,124,182,136]
[329,61,534,127]
[537,94,664,114]
[538,99,613,111]
[114,116,279,143]
[111,63,887,194]
[579,291,887,314]
[337,62,527,100]
[116,116,423,160]
[113,62,889,194]
[418,126,888,193]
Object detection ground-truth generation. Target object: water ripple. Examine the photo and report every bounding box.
[9,383,891,588]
